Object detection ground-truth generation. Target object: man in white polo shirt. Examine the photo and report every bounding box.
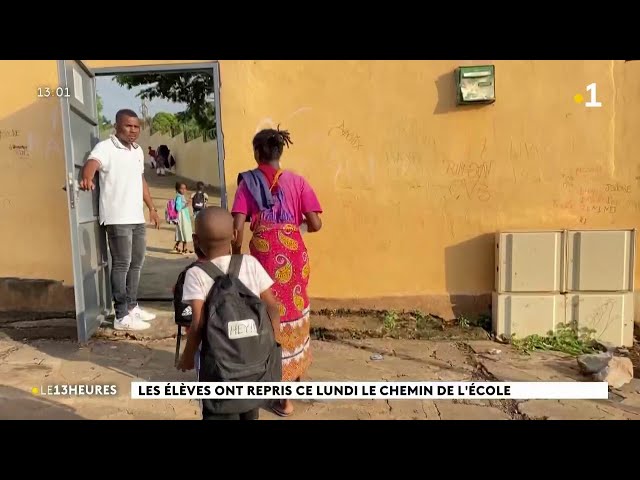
[79,109,161,331]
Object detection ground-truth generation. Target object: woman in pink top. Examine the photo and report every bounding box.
[231,127,323,417]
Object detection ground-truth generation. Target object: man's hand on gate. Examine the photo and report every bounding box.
[79,160,100,191]
[149,208,160,229]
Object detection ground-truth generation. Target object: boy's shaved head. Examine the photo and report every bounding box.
[194,207,234,255]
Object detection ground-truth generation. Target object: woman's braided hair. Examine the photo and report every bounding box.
[253,124,293,163]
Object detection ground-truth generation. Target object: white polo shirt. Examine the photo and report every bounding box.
[88,135,145,225]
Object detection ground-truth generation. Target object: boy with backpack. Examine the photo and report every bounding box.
[176,207,282,420]
[190,181,208,217]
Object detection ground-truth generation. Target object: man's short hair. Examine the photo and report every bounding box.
[115,109,138,124]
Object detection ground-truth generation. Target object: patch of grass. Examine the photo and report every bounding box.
[458,315,470,329]
[510,323,602,356]
[408,310,438,331]
[383,310,399,331]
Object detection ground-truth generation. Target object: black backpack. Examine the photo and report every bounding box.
[197,255,282,414]
[192,191,206,210]
[173,260,201,366]
[173,260,200,327]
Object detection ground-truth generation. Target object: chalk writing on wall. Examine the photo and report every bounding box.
[604,183,631,193]
[0,129,20,140]
[508,140,548,184]
[9,144,30,159]
[445,161,492,179]
[552,171,637,224]
[585,298,617,334]
[328,121,363,150]
[561,174,574,189]
[443,160,492,202]
[575,166,604,177]
[385,151,425,188]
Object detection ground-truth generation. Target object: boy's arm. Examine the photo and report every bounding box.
[180,299,205,369]
[178,268,207,370]
[260,288,281,341]
[232,213,246,254]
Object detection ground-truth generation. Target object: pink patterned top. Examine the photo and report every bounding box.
[232,170,322,227]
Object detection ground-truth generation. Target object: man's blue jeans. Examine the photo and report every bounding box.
[105,223,146,320]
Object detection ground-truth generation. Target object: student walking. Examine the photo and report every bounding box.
[177,207,282,420]
[172,182,194,255]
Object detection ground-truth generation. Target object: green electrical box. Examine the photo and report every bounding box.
[455,65,495,105]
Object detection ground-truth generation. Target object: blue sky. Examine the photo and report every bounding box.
[96,75,187,121]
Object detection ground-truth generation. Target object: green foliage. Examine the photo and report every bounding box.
[151,112,179,135]
[510,324,601,356]
[114,72,215,131]
[383,311,399,331]
[97,94,112,131]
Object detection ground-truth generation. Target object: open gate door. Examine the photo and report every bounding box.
[58,60,112,343]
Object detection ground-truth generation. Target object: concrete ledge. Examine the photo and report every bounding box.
[0,277,74,315]
[310,294,492,321]
[0,317,76,341]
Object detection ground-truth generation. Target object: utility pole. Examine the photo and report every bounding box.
[140,98,149,129]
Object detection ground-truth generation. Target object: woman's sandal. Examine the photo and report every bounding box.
[269,402,293,417]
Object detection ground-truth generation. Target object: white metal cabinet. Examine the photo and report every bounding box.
[492,292,565,339]
[566,229,636,292]
[495,231,565,293]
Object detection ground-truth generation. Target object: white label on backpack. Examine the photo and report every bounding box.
[228,319,258,339]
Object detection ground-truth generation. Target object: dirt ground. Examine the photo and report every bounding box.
[138,167,220,300]
[1,305,639,420]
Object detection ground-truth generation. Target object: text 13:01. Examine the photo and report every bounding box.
[38,87,71,98]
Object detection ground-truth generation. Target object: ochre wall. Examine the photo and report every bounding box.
[218,60,640,317]
[1,60,639,322]
[0,61,72,286]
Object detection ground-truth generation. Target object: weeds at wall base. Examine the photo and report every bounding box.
[506,324,604,357]
[311,308,491,342]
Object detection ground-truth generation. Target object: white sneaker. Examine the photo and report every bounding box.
[130,304,156,321]
[114,314,150,331]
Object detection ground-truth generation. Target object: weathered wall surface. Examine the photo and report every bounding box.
[1,60,638,324]
[218,60,640,319]
[0,61,72,290]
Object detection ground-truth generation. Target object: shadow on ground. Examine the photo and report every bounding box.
[0,384,84,420]
[138,255,193,300]
[137,166,220,300]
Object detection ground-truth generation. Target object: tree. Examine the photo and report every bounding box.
[151,112,179,135]
[113,72,215,131]
[97,94,112,131]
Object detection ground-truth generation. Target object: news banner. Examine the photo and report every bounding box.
[130,381,609,399]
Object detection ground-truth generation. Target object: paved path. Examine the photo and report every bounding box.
[138,167,220,300]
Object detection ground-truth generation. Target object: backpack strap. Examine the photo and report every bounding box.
[229,254,243,278]
[194,261,225,280]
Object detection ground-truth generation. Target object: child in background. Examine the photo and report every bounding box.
[148,146,157,169]
[191,181,209,218]
[172,182,194,255]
